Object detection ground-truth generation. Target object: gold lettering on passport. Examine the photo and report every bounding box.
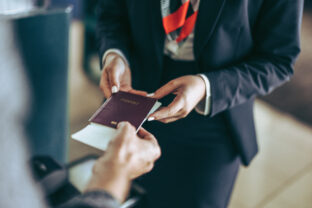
[111,121,117,125]
[120,98,139,105]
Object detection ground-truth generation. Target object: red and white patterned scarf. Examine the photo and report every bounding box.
[161,0,199,43]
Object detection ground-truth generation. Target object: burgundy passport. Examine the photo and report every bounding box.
[89,91,157,129]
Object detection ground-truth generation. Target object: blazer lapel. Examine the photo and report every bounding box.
[149,0,165,66]
[194,0,227,58]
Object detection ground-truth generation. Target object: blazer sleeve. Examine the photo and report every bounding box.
[96,0,132,69]
[204,0,304,117]
[57,191,120,208]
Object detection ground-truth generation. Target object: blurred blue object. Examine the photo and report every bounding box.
[3,7,73,163]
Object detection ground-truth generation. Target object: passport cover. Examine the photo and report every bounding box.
[72,91,161,151]
[89,91,158,129]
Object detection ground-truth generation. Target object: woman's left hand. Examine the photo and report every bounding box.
[148,75,206,123]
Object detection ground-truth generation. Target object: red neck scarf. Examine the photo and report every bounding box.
[161,0,199,43]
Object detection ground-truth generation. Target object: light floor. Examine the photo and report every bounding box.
[68,22,312,208]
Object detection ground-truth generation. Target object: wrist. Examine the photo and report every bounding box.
[195,75,206,101]
[102,49,129,68]
[105,53,127,68]
[86,160,131,202]
[195,74,211,116]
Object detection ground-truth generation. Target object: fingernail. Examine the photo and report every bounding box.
[147,93,155,97]
[111,86,118,94]
[148,117,155,121]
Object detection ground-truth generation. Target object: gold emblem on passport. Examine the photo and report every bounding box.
[111,121,118,126]
[120,98,139,105]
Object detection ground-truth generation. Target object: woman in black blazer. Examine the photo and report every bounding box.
[96,0,303,207]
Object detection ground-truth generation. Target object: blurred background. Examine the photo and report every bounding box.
[1,0,311,207]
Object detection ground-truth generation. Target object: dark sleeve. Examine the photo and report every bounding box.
[96,0,132,68]
[57,191,120,208]
[205,0,304,117]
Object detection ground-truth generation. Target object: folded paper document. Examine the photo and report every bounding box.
[72,91,161,150]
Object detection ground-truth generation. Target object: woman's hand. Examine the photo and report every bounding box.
[100,53,147,98]
[149,75,206,123]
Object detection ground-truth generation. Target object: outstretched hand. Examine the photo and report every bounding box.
[148,75,206,123]
[86,122,161,202]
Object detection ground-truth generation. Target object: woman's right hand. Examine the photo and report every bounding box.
[100,53,147,98]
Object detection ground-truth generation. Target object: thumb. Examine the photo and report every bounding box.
[109,66,122,93]
[116,122,136,138]
[110,122,134,146]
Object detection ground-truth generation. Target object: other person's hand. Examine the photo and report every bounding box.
[100,53,147,98]
[148,75,206,123]
[86,122,161,202]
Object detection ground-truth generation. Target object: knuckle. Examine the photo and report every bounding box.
[169,80,176,87]
[126,148,135,160]
[145,162,154,173]
[104,65,112,72]
[179,110,188,118]
[114,134,125,145]
[148,163,154,172]
[100,84,107,91]
[107,66,118,77]
[155,147,161,159]
[182,110,189,117]
[109,73,116,81]
[150,134,156,141]
[92,163,99,175]
[107,138,115,146]
[180,108,187,115]
[167,108,175,116]
[183,103,191,112]
[124,122,135,132]
[101,67,107,74]
[181,93,188,101]
[118,133,127,142]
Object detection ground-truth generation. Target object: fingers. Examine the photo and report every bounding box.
[137,128,151,138]
[117,122,136,133]
[100,66,120,98]
[115,123,161,162]
[108,67,121,93]
[130,162,155,179]
[149,93,186,121]
[147,77,187,122]
[152,79,181,99]
[100,54,126,98]
[138,128,161,161]
[138,128,158,145]
[158,112,185,123]
[100,70,113,98]
[141,162,155,176]
[113,122,136,145]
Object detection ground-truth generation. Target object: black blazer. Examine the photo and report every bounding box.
[96,0,303,166]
